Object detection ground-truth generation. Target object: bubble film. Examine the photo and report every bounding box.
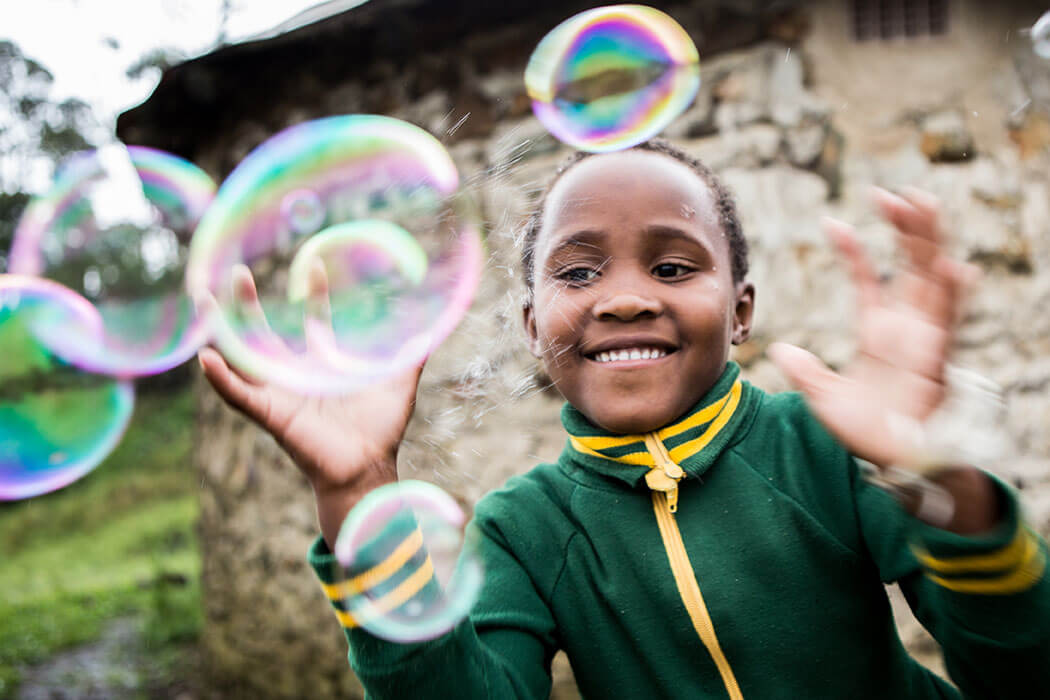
[185,115,483,394]
[1033,11,1050,59]
[333,480,483,643]
[9,145,216,377]
[0,275,135,501]
[525,4,700,152]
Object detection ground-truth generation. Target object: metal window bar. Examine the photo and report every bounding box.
[852,0,949,40]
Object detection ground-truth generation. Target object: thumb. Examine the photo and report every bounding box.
[767,342,843,404]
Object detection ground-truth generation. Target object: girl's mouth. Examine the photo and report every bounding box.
[585,346,675,364]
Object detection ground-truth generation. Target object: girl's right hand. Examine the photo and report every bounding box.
[196,265,426,545]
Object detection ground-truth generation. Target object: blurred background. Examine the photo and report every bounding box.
[2,0,1049,697]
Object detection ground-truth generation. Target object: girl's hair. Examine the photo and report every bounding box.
[520,139,749,300]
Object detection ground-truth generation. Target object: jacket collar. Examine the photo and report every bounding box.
[558,362,756,489]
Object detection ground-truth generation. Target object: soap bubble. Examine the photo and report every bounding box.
[0,275,135,501]
[185,115,484,394]
[332,480,483,642]
[1032,11,1050,59]
[8,144,216,377]
[525,4,700,152]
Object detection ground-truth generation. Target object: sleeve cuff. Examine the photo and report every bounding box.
[306,509,439,632]
[911,476,1047,596]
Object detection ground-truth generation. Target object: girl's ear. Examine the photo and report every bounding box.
[522,303,542,358]
[732,281,755,345]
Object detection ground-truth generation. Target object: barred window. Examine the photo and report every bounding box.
[852,0,949,40]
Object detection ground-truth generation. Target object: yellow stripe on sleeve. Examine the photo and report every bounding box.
[914,525,1032,575]
[332,556,437,629]
[926,538,1045,595]
[321,528,424,600]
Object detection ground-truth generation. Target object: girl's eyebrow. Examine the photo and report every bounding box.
[546,230,607,258]
[642,224,714,250]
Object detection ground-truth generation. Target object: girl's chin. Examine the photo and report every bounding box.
[588,407,680,435]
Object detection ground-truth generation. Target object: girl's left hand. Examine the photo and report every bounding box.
[768,187,979,470]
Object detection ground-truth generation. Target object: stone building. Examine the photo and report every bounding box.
[119,0,1050,697]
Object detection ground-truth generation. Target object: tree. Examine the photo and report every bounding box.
[0,41,99,271]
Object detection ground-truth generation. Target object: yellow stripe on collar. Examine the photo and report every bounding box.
[569,436,655,466]
[569,379,743,468]
[668,381,742,463]
[657,384,735,442]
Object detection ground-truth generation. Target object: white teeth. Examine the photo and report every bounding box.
[592,347,667,363]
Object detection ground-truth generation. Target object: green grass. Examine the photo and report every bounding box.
[0,382,199,698]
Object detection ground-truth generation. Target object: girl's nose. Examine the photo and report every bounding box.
[592,290,663,321]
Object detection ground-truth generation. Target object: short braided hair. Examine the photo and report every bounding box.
[520,139,748,299]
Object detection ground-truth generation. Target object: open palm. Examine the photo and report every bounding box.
[770,188,977,469]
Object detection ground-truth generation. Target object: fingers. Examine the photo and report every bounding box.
[872,186,942,272]
[303,258,339,360]
[230,264,296,360]
[767,342,845,407]
[198,346,271,423]
[871,187,975,329]
[823,217,881,312]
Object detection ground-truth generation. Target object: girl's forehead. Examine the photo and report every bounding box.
[538,150,722,251]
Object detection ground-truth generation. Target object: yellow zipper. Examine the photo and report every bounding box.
[644,433,744,700]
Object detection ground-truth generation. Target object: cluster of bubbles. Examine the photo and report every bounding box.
[2,116,484,500]
[2,2,702,640]
[2,145,213,501]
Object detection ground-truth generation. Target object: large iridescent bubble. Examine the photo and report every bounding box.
[185,115,484,394]
[332,480,483,643]
[0,275,134,501]
[8,144,216,377]
[525,4,700,152]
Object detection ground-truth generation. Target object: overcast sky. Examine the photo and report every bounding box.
[1,0,337,124]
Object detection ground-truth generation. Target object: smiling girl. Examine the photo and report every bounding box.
[200,139,1050,699]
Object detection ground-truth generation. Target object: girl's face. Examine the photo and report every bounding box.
[524,150,754,434]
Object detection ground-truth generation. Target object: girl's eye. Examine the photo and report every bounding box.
[557,267,599,284]
[653,262,692,279]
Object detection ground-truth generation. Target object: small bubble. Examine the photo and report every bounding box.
[1033,11,1050,58]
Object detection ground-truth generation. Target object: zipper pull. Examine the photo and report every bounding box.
[645,469,681,513]
[643,433,684,514]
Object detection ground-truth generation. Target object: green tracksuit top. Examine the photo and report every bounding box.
[309,362,1050,698]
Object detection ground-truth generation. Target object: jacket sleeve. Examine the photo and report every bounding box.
[852,463,1050,698]
[306,503,560,699]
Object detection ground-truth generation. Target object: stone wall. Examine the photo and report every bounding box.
[191,1,1050,696]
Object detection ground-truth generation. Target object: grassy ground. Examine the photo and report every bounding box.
[0,381,199,699]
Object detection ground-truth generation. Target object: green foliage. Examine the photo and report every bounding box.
[38,122,91,159]
[0,383,199,698]
[0,191,30,272]
[0,40,98,194]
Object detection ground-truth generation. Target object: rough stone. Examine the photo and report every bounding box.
[663,82,715,139]
[919,110,976,163]
[784,122,827,167]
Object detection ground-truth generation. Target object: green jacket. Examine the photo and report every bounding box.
[309,363,1049,698]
